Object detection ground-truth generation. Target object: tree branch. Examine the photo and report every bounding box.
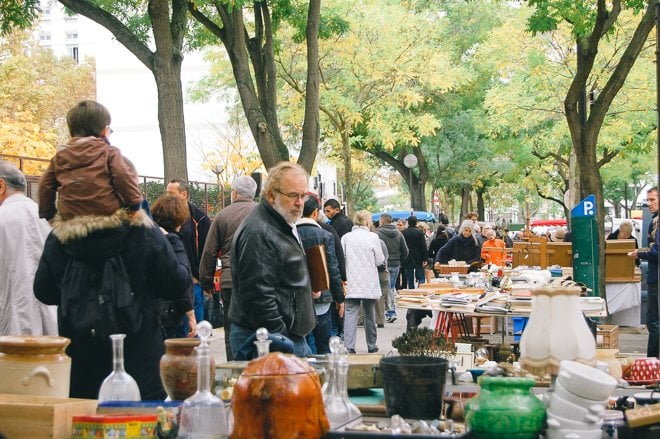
[58,0,153,69]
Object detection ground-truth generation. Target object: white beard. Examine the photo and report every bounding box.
[273,196,302,225]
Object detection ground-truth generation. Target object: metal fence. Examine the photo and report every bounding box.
[0,154,228,216]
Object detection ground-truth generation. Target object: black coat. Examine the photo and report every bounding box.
[329,212,354,238]
[401,226,428,267]
[34,213,191,399]
[229,200,316,337]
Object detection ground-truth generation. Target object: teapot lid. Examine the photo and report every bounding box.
[241,352,315,376]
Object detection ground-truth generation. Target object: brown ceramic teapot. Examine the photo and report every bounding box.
[230,352,329,439]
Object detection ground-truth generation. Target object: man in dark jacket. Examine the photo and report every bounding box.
[401,216,428,288]
[34,210,191,399]
[296,193,345,354]
[199,176,258,360]
[324,198,353,238]
[229,162,316,358]
[166,180,211,325]
[402,216,430,331]
[632,187,658,357]
[377,213,409,323]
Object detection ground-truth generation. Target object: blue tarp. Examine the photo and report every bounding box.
[371,210,437,223]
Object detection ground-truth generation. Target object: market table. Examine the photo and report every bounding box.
[396,289,607,341]
[604,282,642,327]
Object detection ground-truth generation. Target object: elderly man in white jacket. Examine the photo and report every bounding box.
[341,210,385,353]
[0,161,57,336]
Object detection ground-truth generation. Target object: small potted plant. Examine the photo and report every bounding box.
[379,328,455,419]
[391,327,456,359]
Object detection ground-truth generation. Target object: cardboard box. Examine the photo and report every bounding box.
[72,414,157,438]
[0,393,97,438]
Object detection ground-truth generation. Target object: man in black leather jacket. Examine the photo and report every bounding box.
[229,162,316,358]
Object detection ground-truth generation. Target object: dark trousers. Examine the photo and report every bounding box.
[221,288,233,361]
[330,302,343,337]
[647,284,659,358]
[404,265,425,288]
[307,307,333,355]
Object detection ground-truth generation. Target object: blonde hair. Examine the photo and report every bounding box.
[353,210,372,227]
[619,221,633,235]
[261,161,308,199]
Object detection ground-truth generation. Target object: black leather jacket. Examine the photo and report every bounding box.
[229,200,316,337]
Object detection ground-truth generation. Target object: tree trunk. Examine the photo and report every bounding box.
[152,60,187,182]
[476,188,485,222]
[562,3,654,296]
[460,187,470,220]
[297,0,321,173]
[341,131,353,214]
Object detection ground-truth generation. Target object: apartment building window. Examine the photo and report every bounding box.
[68,46,79,63]
[39,31,51,41]
[66,30,78,40]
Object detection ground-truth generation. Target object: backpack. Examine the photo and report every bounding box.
[59,253,142,340]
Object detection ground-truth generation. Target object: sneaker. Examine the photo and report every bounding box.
[348,349,356,354]
[377,323,384,328]
[386,316,397,323]
[368,347,379,353]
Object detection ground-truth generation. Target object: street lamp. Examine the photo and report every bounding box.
[403,153,418,211]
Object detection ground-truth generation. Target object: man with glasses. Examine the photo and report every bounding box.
[631,187,659,357]
[229,162,316,358]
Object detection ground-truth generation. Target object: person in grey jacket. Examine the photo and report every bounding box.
[377,213,408,323]
[199,176,258,360]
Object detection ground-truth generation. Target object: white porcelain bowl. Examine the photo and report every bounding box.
[547,390,604,421]
[546,409,602,430]
[552,380,609,410]
[557,360,617,401]
[545,426,602,439]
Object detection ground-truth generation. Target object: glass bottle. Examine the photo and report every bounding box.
[98,334,141,402]
[178,321,229,439]
[322,337,361,429]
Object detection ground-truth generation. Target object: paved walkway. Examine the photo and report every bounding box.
[208,311,652,363]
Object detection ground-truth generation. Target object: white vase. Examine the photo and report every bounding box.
[520,285,596,376]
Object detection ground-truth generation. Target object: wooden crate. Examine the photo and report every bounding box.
[436,264,470,274]
[0,393,97,438]
[605,240,637,282]
[596,324,619,349]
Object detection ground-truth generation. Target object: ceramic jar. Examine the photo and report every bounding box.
[520,285,596,376]
[160,338,215,401]
[0,335,71,397]
[231,352,329,439]
[464,376,545,439]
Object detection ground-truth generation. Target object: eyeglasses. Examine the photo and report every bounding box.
[106,126,114,135]
[274,188,309,201]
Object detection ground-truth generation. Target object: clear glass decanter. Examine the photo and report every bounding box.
[178,321,229,439]
[322,337,362,429]
[98,334,141,402]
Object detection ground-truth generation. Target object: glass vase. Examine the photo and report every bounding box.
[177,321,229,439]
[98,334,141,402]
[322,337,361,429]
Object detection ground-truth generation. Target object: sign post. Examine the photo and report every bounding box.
[571,195,599,297]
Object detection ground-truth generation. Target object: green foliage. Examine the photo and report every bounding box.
[392,327,456,359]
[0,0,40,35]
